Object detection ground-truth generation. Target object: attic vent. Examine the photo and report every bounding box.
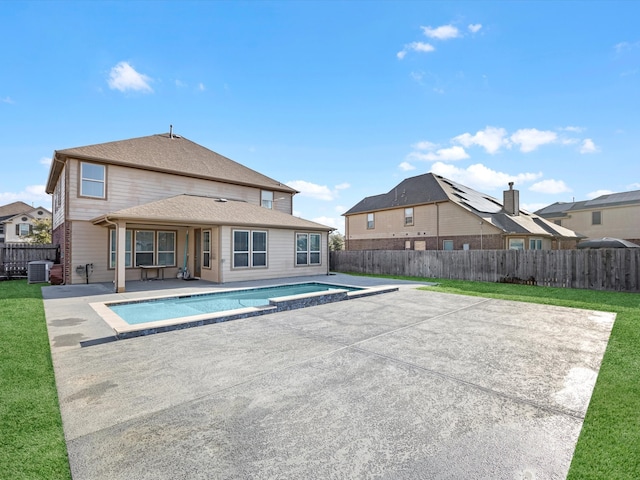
[216,198,228,202]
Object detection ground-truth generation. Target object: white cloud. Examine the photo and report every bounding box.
[335,205,347,213]
[108,61,153,93]
[286,180,348,201]
[1,96,15,104]
[397,41,435,59]
[530,179,572,194]
[453,126,510,154]
[312,216,340,229]
[579,138,599,154]
[0,185,50,207]
[175,80,187,88]
[430,162,542,191]
[40,157,51,167]
[627,183,640,190]
[560,125,584,133]
[412,140,438,151]
[587,189,614,199]
[510,128,557,152]
[198,83,206,91]
[399,161,416,172]
[522,202,549,213]
[468,24,482,33]
[409,145,469,162]
[421,25,460,40]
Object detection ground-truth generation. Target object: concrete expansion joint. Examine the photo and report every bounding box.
[350,344,586,421]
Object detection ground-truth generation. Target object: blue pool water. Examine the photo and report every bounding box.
[109,282,362,325]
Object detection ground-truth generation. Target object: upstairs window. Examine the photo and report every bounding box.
[261,191,274,209]
[592,211,602,225]
[404,207,414,226]
[80,162,106,198]
[367,213,375,229]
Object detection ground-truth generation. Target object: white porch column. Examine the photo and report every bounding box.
[115,222,127,293]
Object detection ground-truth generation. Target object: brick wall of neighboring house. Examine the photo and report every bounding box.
[346,234,505,251]
[52,221,71,284]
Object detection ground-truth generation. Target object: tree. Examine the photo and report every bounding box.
[24,217,52,244]
[329,232,345,251]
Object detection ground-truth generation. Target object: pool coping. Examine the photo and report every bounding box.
[89,283,398,339]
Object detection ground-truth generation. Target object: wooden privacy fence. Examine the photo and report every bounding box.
[331,249,640,293]
[0,243,59,278]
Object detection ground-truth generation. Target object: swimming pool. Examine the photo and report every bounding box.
[110,283,363,325]
[91,282,398,339]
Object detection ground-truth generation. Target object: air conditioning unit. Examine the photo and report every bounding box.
[28,260,53,284]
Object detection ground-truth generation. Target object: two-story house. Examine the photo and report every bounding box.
[536,190,640,245]
[343,173,580,251]
[0,201,51,243]
[45,131,333,292]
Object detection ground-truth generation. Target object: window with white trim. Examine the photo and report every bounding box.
[135,231,155,266]
[203,230,211,268]
[367,213,375,229]
[261,191,274,209]
[80,162,106,198]
[16,223,32,236]
[296,233,321,266]
[404,207,414,226]
[529,238,543,250]
[109,229,132,268]
[233,230,268,268]
[157,231,176,266]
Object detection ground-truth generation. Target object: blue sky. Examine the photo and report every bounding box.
[2,1,639,233]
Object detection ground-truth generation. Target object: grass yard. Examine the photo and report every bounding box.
[1,276,637,478]
[0,280,71,480]
[354,273,639,479]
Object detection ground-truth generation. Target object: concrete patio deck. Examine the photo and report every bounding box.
[42,273,615,479]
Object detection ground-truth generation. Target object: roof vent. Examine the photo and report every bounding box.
[216,198,228,202]
[169,124,173,139]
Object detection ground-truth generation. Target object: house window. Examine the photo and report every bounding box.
[80,162,106,198]
[509,238,525,250]
[0,225,4,235]
[367,213,375,229]
[16,223,32,236]
[233,230,268,268]
[592,211,602,225]
[109,229,132,268]
[529,238,543,250]
[157,231,176,266]
[404,208,414,226]
[202,230,211,268]
[135,231,155,266]
[296,232,321,265]
[261,191,274,209]
[554,219,562,226]
[443,240,454,251]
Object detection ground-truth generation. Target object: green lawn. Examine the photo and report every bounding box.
[1,276,638,478]
[354,273,639,479]
[0,280,71,480]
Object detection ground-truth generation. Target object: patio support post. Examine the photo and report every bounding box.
[116,222,127,293]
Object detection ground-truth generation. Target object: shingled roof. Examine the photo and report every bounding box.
[91,194,333,231]
[536,189,640,218]
[46,133,297,195]
[345,172,580,239]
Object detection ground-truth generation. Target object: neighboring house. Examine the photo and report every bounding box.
[0,201,51,243]
[536,190,640,244]
[45,132,333,291]
[343,173,580,251]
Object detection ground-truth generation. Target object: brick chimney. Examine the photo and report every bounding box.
[503,182,519,216]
